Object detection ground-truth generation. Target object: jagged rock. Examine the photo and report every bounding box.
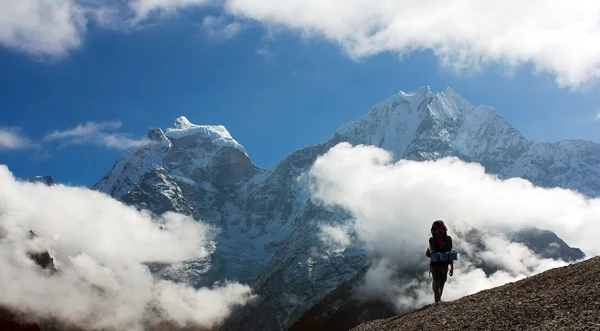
[25,176,55,186]
[25,230,58,274]
[19,179,59,273]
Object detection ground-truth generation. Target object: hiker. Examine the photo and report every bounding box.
[425,220,455,303]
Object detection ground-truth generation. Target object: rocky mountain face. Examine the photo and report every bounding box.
[92,86,598,330]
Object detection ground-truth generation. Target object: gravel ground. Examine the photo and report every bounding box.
[351,256,600,331]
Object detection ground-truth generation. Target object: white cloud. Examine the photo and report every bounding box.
[0,128,35,150]
[318,224,353,254]
[0,0,86,57]
[203,15,241,39]
[306,142,599,308]
[256,45,275,60]
[0,0,208,56]
[5,0,600,88]
[225,0,600,88]
[44,121,150,150]
[0,164,254,330]
[129,0,212,22]
[596,111,600,120]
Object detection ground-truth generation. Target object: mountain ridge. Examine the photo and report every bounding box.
[89,86,598,331]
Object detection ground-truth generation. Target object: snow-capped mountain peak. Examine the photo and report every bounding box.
[165,116,247,155]
[397,85,433,98]
[172,115,193,129]
[334,86,529,166]
[94,116,255,198]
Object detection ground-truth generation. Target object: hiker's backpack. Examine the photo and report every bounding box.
[429,220,458,263]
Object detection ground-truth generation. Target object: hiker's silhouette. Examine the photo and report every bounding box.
[425,220,455,303]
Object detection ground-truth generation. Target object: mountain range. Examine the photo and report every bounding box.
[89,86,597,330]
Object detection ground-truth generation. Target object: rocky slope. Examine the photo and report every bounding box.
[91,86,598,330]
[287,226,585,331]
[0,305,220,331]
[351,255,600,331]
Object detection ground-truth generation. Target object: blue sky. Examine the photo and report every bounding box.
[1,0,600,187]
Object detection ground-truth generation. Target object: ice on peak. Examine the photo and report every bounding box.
[165,116,247,155]
[398,85,433,98]
[398,90,415,97]
[367,87,426,111]
[337,86,511,144]
[338,86,436,133]
[420,85,433,94]
[362,86,478,124]
[173,116,193,129]
[438,86,464,100]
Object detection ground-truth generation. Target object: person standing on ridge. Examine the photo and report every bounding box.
[425,220,454,303]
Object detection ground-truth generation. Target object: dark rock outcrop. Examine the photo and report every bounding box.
[26,230,57,274]
[25,176,55,186]
[506,226,585,262]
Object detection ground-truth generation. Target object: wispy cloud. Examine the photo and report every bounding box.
[44,121,149,150]
[202,15,242,40]
[596,111,600,120]
[45,121,122,140]
[129,0,211,22]
[0,128,35,150]
[256,46,275,60]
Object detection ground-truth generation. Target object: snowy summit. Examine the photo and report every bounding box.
[165,116,247,155]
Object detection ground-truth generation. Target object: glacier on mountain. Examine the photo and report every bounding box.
[92,86,600,330]
[166,116,247,155]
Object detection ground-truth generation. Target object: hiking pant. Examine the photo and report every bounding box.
[431,264,449,302]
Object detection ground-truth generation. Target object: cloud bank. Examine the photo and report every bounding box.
[306,142,599,308]
[3,0,600,88]
[0,165,254,330]
[225,0,600,88]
